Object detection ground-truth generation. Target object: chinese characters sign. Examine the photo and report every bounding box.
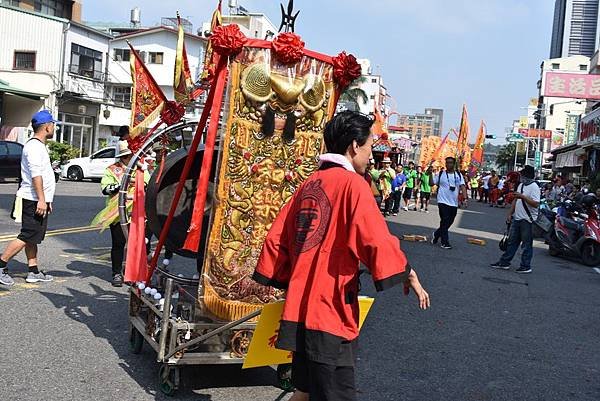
[544,72,600,99]
[518,128,553,139]
[564,114,580,145]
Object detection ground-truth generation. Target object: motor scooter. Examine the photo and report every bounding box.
[547,197,600,266]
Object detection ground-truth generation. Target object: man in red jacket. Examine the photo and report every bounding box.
[253,111,430,401]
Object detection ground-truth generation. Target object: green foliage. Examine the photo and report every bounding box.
[98,138,108,149]
[496,143,525,170]
[339,76,369,111]
[47,140,79,163]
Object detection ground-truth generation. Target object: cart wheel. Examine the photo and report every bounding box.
[158,365,180,396]
[276,364,294,392]
[129,326,143,354]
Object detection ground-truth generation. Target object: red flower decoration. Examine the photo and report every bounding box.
[295,158,303,166]
[285,172,294,181]
[211,24,247,57]
[251,164,259,174]
[243,151,252,161]
[332,51,362,90]
[272,33,305,64]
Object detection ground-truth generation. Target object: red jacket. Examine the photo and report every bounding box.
[253,164,411,363]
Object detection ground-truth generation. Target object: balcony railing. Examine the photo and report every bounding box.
[68,64,106,82]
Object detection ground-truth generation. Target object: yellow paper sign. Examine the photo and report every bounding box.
[242,296,374,369]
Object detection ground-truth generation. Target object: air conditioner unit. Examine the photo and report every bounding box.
[78,105,87,114]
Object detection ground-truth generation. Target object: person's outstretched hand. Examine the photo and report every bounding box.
[404,269,430,310]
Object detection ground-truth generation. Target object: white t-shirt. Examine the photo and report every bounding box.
[16,138,56,203]
[514,182,540,222]
[498,179,505,190]
[482,175,491,189]
[433,170,465,207]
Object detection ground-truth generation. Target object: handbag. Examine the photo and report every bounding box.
[519,183,552,232]
[499,222,510,251]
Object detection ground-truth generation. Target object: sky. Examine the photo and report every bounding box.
[84,0,555,144]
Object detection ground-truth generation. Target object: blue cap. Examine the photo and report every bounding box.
[31,110,58,126]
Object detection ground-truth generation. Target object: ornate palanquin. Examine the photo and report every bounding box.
[201,45,337,321]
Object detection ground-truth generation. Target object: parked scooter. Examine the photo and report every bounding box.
[546,194,600,266]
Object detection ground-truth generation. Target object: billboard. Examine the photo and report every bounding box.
[543,72,600,99]
[564,114,580,145]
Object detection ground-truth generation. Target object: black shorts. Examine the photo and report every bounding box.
[292,352,356,401]
[17,199,49,245]
[403,187,413,200]
[421,191,431,200]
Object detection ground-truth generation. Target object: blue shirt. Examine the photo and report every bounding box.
[392,173,406,191]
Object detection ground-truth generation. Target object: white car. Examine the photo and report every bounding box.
[61,147,117,181]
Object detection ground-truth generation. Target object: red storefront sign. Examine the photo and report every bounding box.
[544,72,600,99]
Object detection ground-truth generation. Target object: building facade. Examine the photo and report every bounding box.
[550,0,600,58]
[0,0,82,22]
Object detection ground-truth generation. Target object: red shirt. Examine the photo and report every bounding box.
[253,163,411,364]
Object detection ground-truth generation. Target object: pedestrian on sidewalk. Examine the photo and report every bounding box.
[0,110,57,286]
[491,165,540,274]
[254,111,429,401]
[418,165,433,212]
[430,157,467,249]
[391,164,406,216]
[402,161,418,211]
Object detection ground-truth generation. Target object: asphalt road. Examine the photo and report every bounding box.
[0,180,598,401]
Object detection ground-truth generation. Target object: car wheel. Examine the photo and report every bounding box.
[67,166,83,181]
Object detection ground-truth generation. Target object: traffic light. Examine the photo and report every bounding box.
[485,134,496,139]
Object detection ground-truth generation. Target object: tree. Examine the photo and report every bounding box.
[339,76,368,111]
[496,143,525,171]
[47,140,79,163]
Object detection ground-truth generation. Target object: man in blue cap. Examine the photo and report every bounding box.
[0,110,57,286]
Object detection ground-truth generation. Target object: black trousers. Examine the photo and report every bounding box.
[109,223,126,276]
[482,188,489,203]
[434,203,458,246]
[292,352,356,401]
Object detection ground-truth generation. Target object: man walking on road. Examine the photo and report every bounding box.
[430,156,467,249]
[402,161,418,211]
[390,164,406,216]
[0,110,56,286]
[491,165,540,273]
[418,165,433,212]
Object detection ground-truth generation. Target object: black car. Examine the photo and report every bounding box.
[0,140,23,180]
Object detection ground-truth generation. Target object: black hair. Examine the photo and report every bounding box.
[32,124,43,132]
[324,111,374,155]
[445,156,456,162]
[118,125,130,138]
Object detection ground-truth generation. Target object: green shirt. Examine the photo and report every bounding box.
[405,169,418,189]
[420,172,432,192]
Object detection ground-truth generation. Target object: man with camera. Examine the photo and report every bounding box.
[430,156,467,249]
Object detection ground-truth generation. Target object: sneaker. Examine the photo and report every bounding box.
[402,207,408,211]
[112,273,123,287]
[515,266,532,274]
[431,231,438,245]
[0,269,15,286]
[440,244,452,250]
[392,213,398,216]
[413,208,418,211]
[26,271,53,283]
[490,261,510,270]
[425,209,430,213]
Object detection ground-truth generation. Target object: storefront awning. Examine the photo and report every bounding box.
[0,79,47,101]
[555,150,581,168]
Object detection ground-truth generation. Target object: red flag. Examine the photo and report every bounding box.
[456,104,470,162]
[129,42,167,138]
[469,120,486,174]
[201,1,223,82]
[174,13,194,105]
[124,170,148,283]
[429,131,450,166]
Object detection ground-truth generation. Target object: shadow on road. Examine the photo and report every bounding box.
[37,279,286,400]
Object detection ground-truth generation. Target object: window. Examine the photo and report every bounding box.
[6,0,20,6]
[93,148,116,159]
[70,44,103,80]
[113,86,131,106]
[580,64,588,71]
[6,143,23,156]
[371,78,377,83]
[551,63,560,69]
[114,48,130,62]
[370,95,375,100]
[34,0,65,18]
[148,52,164,64]
[0,143,7,156]
[13,51,36,70]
